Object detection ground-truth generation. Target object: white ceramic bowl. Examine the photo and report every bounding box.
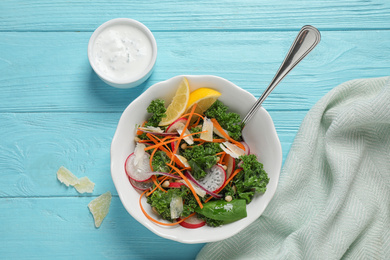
[111,75,282,243]
[88,18,157,88]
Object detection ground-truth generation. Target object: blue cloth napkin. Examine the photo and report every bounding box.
[197,76,390,259]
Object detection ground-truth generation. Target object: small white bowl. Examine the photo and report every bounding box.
[88,18,157,88]
[111,75,282,243]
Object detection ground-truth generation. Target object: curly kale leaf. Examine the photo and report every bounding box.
[145,99,167,127]
[231,154,269,203]
[146,186,197,221]
[189,125,202,139]
[204,100,244,141]
[151,151,170,172]
[182,143,222,179]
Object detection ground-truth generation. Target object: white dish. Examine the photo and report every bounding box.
[111,75,282,243]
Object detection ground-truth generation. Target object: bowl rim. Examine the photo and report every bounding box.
[88,18,157,86]
[111,75,282,243]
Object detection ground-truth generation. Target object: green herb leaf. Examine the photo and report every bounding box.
[196,199,247,223]
[233,154,270,203]
[182,143,221,179]
[151,151,170,172]
[147,186,197,221]
[145,99,167,127]
[204,100,244,140]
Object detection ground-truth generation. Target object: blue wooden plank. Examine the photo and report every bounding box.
[0,0,389,31]
[0,197,204,259]
[0,110,304,197]
[1,1,388,259]
[0,31,389,113]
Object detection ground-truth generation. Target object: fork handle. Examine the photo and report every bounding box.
[242,25,321,125]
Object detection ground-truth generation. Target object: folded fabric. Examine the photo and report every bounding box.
[197,76,390,260]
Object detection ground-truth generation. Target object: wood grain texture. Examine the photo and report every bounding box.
[0,110,304,197]
[0,0,389,31]
[0,31,389,113]
[1,0,389,259]
[0,197,204,259]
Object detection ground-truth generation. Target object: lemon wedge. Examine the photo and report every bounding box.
[185,87,221,115]
[158,77,190,126]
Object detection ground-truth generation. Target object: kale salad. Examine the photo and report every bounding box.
[125,81,269,228]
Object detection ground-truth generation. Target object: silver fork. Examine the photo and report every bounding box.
[242,25,321,125]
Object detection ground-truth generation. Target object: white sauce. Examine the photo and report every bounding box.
[92,24,153,81]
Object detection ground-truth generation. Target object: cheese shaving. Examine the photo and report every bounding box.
[57,166,80,186]
[74,177,95,194]
[88,191,112,228]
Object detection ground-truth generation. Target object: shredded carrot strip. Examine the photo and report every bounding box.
[146,133,185,168]
[180,112,204,120]
[205,196,213,203]
[218,152,226,164]
[167,163,203,209]
[151,175,167,193]
[146,134,174,156]
[190,115,202,129]
[192,138,226,143]
[189,141,205,147]
[135,103,250,226]
[210,118,245,150]
[171,104,198,160]
[157,175,170,181]
[138,139,153,144]
[220,168,242,191]
[147,176,171,196]
[144,137,179,151]
[139,189,197,226]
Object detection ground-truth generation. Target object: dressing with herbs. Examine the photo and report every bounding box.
[92,24,153,81]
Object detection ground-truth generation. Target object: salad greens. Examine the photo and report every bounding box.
[225,155,270,203]
[145,99,166,127]
[131,97,269,228]
[182,143,222,179]
[195,199,247,223]
[147,186,198,221]
[204,100,244,141]
[151,151,170,173]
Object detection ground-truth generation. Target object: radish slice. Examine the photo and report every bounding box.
[128,177,154,191]
[240,141,250,155]
[198,165,227,193]
[225,154,236,179]
[168,182,186,188]
[125,152,153,182]
[179,214,206,229]
[166,118,187,133]
[171,140,179,154]
[184,170,224,199]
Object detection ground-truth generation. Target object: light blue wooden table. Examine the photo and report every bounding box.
[1,1,389,259]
